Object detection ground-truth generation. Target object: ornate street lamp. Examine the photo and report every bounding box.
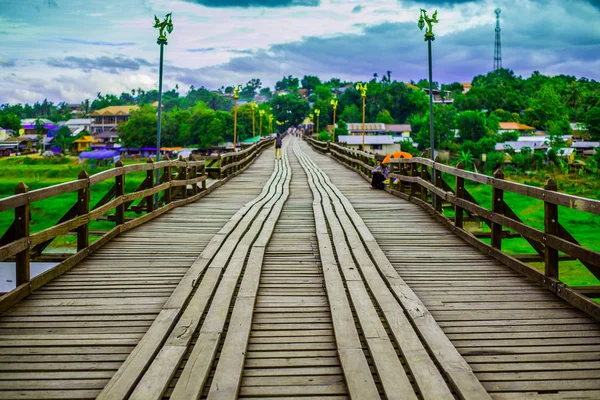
[152,12,173,208]
[309,113,314,135]
[331,97,338,143]
[418,8,439,207]
[355,82,368,151]
[259,109,265,137]
[268,114,274,136]
[232,85,242,151]
[314,109,320,136]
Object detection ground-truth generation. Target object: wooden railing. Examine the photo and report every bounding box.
[201,137,275,179]
[0,138,272,311]
[305,136,600,319]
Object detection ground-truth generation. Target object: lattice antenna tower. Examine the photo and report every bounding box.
[494,8,502,70]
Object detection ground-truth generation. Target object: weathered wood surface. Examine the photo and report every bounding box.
[301,139,600,399]
[0,150,274,399]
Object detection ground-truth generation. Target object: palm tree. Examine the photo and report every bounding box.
[459,150,474,170]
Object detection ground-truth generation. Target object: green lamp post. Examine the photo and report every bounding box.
[314,109,320,136]
[152,12,173,207]
[250,102,257,139]
[309,113,314,135]
[418,9,439,208]
[259,109,265,137]
[355,82,368,151]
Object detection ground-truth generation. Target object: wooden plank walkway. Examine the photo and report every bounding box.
[300,139,600,399]
[0,150,275,399]
[0,136,599,400]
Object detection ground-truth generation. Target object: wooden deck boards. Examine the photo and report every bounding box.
[0,150,275,400]
[301,139,600,399]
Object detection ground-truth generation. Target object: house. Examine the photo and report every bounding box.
[385,124,412,135]
[2,135,37,153]
[571,141,599,156]
[71,136,100,153]
[298,89,308,99]
[404,83,420,91]
[570,122,589,139]
[337,135,399,155]
[94,130,120,147]
[495,141,548,153]
[89,105,139,133]
[498,122,536,134]
[345,123,387,135]
[20,118,53,126]
[462,83,472,94]
[273,90,290,96]
[553,148,576,162]
[0,128,16,141]
[337,84,354,94]
[21,123,60,136]
[422,88,453,104]
[58,118,92,134]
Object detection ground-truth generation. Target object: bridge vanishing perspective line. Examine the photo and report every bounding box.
[0,137,599,399]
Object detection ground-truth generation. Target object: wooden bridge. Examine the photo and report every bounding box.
[0,135,599,399]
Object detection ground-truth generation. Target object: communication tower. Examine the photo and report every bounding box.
[494,8,502,70]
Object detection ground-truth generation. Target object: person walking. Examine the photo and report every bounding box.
[274,132,282,160]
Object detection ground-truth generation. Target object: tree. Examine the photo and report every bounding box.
[456,110,487,142]
[270,94,309,130]
[339,104,361,123]
[376,110,395,124]
[53,126,75,153]
[118,105,158,148]
[548,119,570,148]
[301,75,322,95]
[240,78,262,100]
[0,112,21,131]
[275,75,299,91]
[416,105,457,150]
[585,106,600,140]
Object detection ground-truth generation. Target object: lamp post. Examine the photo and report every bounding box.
[232,84,242,151]
[250,102,257,139]
[309,113,314,135]
[259,109,265,137]
[418,8,439,207]
[355,82,368,151]
[152,12,173,208]
[268,115,273,136]
[331,97,338,143]
[315,109,320,136]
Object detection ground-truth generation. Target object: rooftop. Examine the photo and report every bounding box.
[337,135,395,145]
[89,105,139,116]
[499,122,536,131]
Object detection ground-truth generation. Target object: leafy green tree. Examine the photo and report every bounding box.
[548,119,570,148]
[240,78,262,100]
[585,107,600,140]
[376,110,395,124]
[340,104,361,123]
[459,150,474,169]
[53,126,75,153]
[336,120,349,136]
[118,105,158,148]
[416,105,457,150]
[0,112,21,131]
[275,75,299,91]
[317,131,331,142]
[270,94,309,130]
[301,75,322,95]
[456,110,487,142]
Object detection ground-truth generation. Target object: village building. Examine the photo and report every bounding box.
[498,122,536,134]
[337,135,400,155]
[71,136,100,153]
[58,118,93,136]
[89,105,139,134]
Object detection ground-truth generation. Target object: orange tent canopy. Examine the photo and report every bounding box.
[382,151,412,164]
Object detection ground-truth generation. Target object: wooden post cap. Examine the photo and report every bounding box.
[115,160,124,167]
[15,182,29,194]
[494,169,505,179]
[456,162,464,169]
[147,158,154,163]
[78,170,90,179]
[545,179,558,191]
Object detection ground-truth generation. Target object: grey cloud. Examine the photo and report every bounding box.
[46,56,153,73]
[182,0,319,7]
[187,47,216,53]
[352,5,364,13]
[58,38,136,47]
[0,58,16,67]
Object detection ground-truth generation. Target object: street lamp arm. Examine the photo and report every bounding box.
[154,13,174,44]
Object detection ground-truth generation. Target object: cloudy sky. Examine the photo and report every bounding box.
[1,0,599,105]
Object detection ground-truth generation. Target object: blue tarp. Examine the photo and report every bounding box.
[79,150,120,160]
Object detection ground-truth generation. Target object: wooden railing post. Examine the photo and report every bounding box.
[410,164,418,198]
[115,160,125,226]
[180,159,188,200]
[14,182,30,286]
[201,163,207,191]
[164,158,172,205]
[434,156,443,214]
[399,162,406,193]
[77,171,90,252]
[189,156,199,195]
[217,155,222,180]
[146,158,155,213]
[420,163,429,203]
[544,179,559,279]
[455,162,465,229]
[491,169,505,250]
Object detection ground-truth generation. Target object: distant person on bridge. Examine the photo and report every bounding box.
[370,158,389,190]
[274,133,282,160]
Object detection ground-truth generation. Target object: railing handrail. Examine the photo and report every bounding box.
[304,135,600,319]
[390,157,600,215]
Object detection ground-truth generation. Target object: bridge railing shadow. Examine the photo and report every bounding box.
[305,136,600,320]
[0,136,274,312]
